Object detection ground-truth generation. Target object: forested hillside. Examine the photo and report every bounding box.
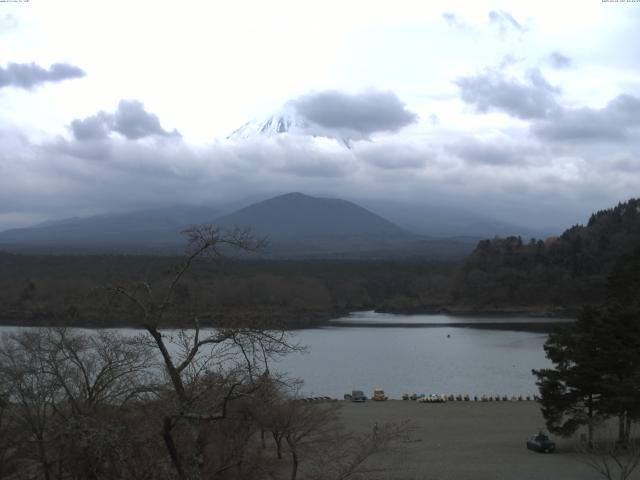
[0,255,456,327]
[452,198,640,311]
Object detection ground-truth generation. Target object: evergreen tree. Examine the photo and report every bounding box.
[607,247,640,308]
[534,305,640,445]
[533,307,606,446]
[595,305,640,444]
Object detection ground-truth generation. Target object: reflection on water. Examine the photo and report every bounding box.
[331,310,574,325]
[0,312,553,399]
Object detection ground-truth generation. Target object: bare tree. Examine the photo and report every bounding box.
[108,225,300,480]
[305,420,412,480]
[258,389,411,480]
[0,377,19,479]
[39,328,157,414]
[0,331,64,480]
[282,400,340,480]
[579,427,640,480]
[0,328,161,480]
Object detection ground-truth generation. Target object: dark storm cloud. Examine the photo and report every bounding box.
[548,52,572,69]
[446,137,541,166]
[455,68,560,119]
[70,100,180,142]
[532,94,640,142]
[290,90,418,137]
[488,10,527,34]
[0,62,85,90]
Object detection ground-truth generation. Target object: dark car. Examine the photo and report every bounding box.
[526,433,556,453]
[350,390,367,402]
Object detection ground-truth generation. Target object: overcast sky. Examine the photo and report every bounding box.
[0,0,639,231]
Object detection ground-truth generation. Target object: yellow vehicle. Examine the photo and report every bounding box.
[372,388,388,401]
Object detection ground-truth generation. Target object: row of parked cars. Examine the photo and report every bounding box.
[402,393,535,402]
[343,389,388,402]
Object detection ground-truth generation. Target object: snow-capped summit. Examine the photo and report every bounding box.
[228,106,310,139]
[228,106,353,147]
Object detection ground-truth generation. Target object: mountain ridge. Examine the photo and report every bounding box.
[214,192,409,240]
[0,193,480,258]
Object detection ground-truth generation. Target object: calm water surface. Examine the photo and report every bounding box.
[276,311,554,398]
[0,311,558,399]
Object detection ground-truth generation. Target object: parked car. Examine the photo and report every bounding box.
[351,390,367,402]
[372,388,388,401]
[526,433,555,453]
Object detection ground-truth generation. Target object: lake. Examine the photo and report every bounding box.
[274,311,560,398]
[0,311,564,400]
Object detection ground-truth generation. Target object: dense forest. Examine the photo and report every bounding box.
[0,255,456,327]
[452,198,640,312]
[1,198,639,327]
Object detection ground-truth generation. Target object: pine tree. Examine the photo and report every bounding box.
[533,307,606,446]
[534,305,640,445]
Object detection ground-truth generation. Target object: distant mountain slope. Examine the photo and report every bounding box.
[212,192,442,257]
[356,199,556,239]
[0,194,479,259]
[451,198,640,310]
[0,206,219,250]
[215,192,407,240]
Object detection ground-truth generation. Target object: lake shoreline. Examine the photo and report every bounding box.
[0,310,572,333]
[324,320,570,333]
[377,304,579,318]
[0,305,577,330]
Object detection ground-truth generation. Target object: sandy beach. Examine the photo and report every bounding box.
[338,400,621,480]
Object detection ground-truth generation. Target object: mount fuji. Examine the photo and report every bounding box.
[228,106,354,148]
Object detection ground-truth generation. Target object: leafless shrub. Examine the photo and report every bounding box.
[578,427,640,480]
[304,420,412,480]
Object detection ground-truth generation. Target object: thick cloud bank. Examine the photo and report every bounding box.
[532,94,640,142]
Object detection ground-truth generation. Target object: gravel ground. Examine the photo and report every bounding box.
[337,400,627,480]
